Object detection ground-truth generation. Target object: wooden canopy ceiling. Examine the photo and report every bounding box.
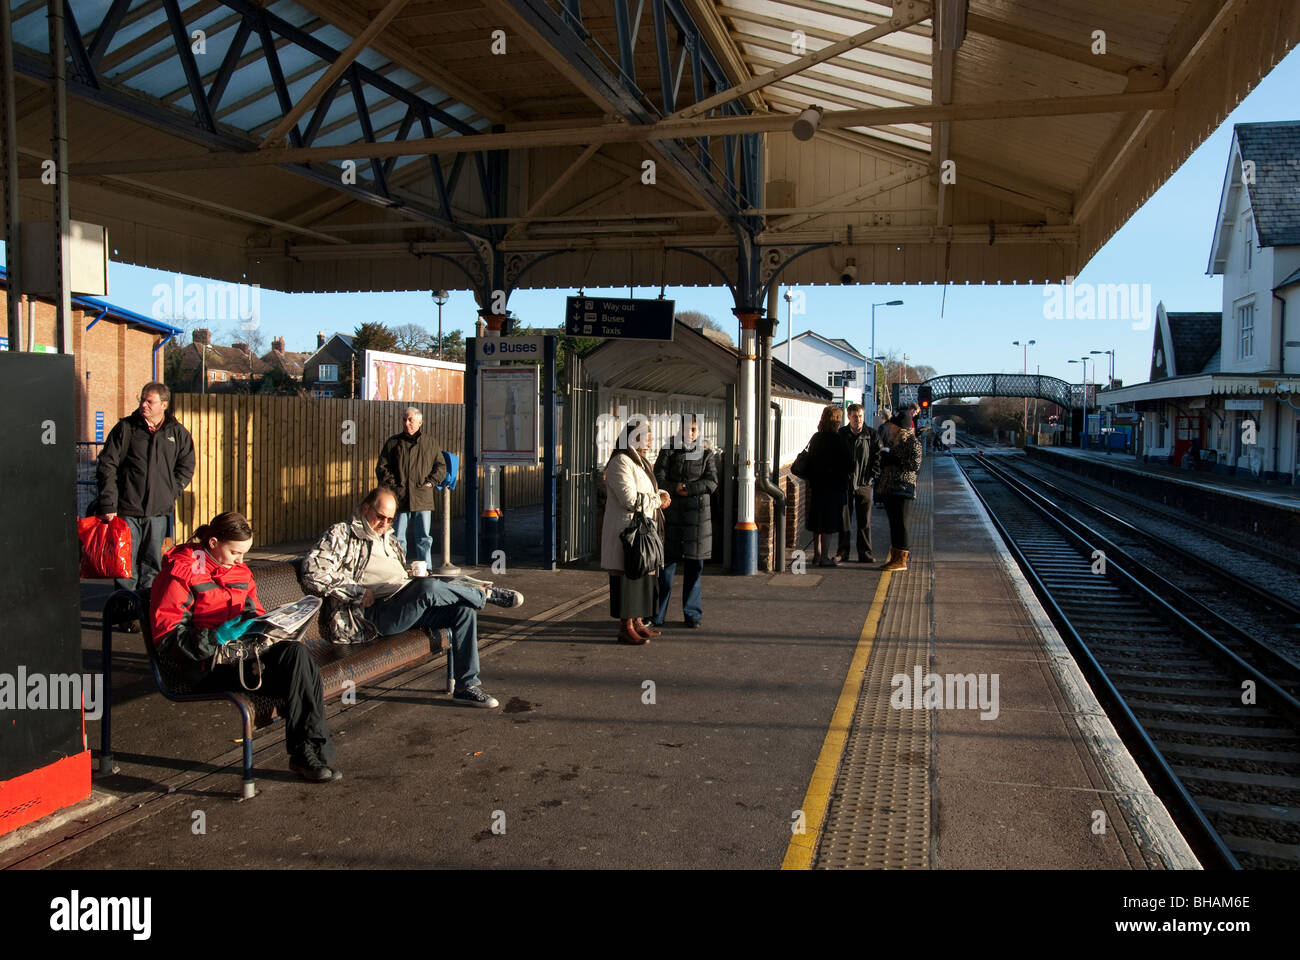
[5,0,1299,296]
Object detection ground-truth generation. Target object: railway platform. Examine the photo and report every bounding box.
[1032,446,1300,510]
[2,462,1196,870]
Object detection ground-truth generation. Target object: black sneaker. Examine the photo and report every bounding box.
[453,685,500,708]
[685,619,701,629]
[289,744,342,783]
[486,587,524,608]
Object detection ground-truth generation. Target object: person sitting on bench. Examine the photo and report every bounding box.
[151,511,341,783]
[300,486,523,709]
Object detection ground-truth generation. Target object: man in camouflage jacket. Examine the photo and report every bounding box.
[299,486,523,707]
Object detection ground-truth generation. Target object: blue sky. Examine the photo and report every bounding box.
[14,46,1300,388]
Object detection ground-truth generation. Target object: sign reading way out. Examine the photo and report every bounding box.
[565,296,675,341]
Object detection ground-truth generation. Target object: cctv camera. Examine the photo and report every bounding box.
[839,258,858,285]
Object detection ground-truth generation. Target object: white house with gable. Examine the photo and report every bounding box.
[1103,121,1300,482]
[772,330,868,411]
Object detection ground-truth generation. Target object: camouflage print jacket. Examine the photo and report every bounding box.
[298,516,408,644]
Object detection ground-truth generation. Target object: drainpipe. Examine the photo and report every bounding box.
[152,330,175,381]
[1273,289,1287,481]
[754,294,785,573]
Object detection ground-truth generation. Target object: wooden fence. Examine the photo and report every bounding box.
[170,395,544,545]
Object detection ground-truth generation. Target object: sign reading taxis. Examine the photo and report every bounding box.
[477,335,545,362]
[565,296,675,341]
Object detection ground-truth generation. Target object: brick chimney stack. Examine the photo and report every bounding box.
[272,336,285,353]
[193,328,210,345]
[317,331,327,348]
[233,342,249,353]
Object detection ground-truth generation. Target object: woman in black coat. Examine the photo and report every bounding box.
[652,415,718,627]
[804,405,853,566]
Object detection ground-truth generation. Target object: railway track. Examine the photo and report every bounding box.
[955,452,1300,870]
[989,457,1300,674]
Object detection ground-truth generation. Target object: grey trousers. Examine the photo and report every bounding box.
[115,515,168,595]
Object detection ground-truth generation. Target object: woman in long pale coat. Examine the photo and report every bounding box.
[601,415,672,644]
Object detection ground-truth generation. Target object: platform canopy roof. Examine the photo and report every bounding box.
[5,0,1299,299]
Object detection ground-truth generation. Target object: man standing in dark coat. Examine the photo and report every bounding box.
[376,406,447,568]
[838,403,881,562]
[96,381,196,631]
[652,415,718,628]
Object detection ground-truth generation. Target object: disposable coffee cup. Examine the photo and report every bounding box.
[410,561,428,577]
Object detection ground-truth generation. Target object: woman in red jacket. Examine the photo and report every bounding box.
[150,511,340,783]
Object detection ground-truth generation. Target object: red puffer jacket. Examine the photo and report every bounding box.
[150,543,265,666]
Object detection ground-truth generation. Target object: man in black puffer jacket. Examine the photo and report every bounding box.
[376,406,447,567]
[837,403,882,562]
[652,415,718,628]
[96,382,196,628]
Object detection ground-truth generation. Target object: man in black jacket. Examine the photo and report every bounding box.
[96,382,196,629]
[376,407,447,568]
[838,403,881,562]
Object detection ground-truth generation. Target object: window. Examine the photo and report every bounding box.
[1243,215,1253,271]
[1237,303,1255,360]
[319,363,339,382]
[827,371,846,387]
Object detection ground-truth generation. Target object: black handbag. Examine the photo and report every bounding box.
[619,505,663,580]
[791,440,813,479]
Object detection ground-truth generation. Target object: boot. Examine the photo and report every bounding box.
[634,618,661,638]
[617,619,648,644]
[881,548,909,571]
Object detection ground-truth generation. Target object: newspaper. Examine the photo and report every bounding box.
[244,596,322,641]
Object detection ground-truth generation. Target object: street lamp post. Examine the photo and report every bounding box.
[433,289,449,359]
[1069,356,1092,448]
[870,300,903,425]
[1090,348,1115,388]
[1013,338,1036,443]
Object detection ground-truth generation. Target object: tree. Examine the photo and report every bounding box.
[345,321,399,397]
[392,322,434,356]
[437,329,468,363]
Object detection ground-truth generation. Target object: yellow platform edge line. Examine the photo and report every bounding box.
[780,571,892,870]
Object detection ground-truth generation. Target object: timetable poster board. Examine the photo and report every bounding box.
[479,366,539,465]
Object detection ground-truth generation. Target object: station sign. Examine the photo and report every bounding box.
[1225,397,1263,410]
[565,296,675,341]
[477,335,545,362]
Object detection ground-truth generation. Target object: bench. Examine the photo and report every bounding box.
[100,560,453,798]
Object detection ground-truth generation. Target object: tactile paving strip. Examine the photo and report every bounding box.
[814,462,933,869]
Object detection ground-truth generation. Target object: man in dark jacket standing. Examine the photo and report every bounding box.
[652,415,718,628]
[376,407,447,568]
[96,381,196,629]
[838,402,881,562]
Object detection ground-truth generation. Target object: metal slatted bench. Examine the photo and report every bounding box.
[100,560,452,798]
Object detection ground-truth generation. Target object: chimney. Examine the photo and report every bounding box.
[272,336,285,353]
[233,342,249,353]
[317,330,327,348]
[193,328,210,345]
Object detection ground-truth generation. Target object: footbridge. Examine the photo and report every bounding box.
[898,374,1095,410]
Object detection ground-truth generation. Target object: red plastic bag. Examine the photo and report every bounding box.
[77,516,133,579]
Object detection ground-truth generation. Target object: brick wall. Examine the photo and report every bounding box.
[1,290,163,440]
[755,468,812,572]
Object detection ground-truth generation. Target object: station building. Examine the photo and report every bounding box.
[1103,121,1300,482]
[0,265,181,443]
